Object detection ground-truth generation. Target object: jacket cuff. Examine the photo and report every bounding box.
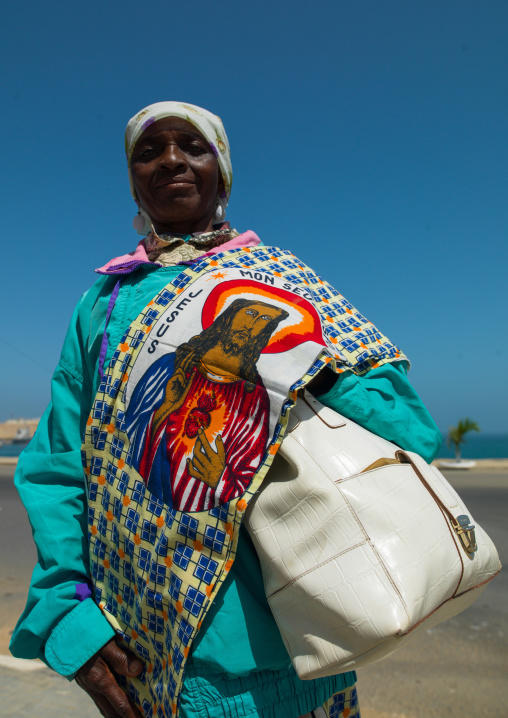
[45,598,115,676]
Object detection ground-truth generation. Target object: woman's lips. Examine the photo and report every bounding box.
[155,179,195,189]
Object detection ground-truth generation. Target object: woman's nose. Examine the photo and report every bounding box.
[159,142,186,169]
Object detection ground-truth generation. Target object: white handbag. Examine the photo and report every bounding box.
[245,392,501,680]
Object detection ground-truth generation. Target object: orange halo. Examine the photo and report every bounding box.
[201,280,325,353]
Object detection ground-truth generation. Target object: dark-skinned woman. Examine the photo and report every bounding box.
[10,102,441,718]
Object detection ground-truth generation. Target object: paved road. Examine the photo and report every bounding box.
[1,465,506,718]
[0,465,39,658]
[357,470,508,717]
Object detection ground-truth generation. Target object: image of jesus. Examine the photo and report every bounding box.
[125,298,289,512]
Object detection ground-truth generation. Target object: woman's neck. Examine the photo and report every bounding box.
[152,217,215,235]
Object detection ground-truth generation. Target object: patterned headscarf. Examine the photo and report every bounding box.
[125,102,232,235]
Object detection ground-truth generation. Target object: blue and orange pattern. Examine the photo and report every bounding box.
[323,685,360,718]
[82,246,404,716]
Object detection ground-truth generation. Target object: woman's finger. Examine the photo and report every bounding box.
[101,639,144,676]
[88,675,143,718]
[77,657,143,718]
[86,689,122,718]
[75,640,144,718]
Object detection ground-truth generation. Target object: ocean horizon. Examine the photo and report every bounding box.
[435,433,508,460]
[2,433,508,460]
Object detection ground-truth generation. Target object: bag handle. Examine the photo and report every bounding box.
[301,392,347,429]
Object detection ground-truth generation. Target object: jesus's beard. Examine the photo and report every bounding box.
[220,331,251,357]
[213,330,267,386]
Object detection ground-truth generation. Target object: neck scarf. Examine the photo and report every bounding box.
[144,223,240,266]
[125,102,233,236]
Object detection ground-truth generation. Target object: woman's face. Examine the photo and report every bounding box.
[130,116,221,234]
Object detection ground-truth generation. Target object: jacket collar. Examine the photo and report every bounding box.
[95,230,261,276]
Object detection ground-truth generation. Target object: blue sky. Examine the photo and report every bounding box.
[1,0,507,435]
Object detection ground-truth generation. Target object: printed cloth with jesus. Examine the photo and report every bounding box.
[81,243,407,717]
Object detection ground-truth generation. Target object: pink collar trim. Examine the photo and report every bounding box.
[95,230,261,276]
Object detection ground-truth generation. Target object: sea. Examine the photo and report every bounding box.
[434,433,508,460]
[1,434,508,460]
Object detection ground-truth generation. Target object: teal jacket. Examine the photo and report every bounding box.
[10,256,442,717]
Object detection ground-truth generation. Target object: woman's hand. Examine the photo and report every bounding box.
[75,638,144,718]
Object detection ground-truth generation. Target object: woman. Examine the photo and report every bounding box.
[10,102,442,718]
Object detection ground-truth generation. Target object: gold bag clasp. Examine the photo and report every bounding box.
[453,514,477,558]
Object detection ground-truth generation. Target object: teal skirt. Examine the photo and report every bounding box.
[180,661,357,718]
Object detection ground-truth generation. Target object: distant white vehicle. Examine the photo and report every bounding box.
[13,427,31,444]
[438,459,476,470]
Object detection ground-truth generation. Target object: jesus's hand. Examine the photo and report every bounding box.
[187,429,226,489]
[151,369,189,438]
[151,355,195,438]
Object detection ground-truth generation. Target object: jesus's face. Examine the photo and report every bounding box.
[221,303,283,356]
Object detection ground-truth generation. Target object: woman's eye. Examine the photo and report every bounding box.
[186,142,207,156]
[133,146,157,161]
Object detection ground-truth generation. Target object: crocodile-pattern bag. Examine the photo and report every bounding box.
[245,393,501,680]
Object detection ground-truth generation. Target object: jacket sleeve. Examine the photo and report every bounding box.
[316,360,442,463]
[9,292,115,676]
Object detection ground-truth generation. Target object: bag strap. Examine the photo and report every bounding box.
[396,450,477,559]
